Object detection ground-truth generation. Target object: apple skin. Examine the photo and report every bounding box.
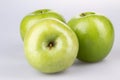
[20,9,65,40]
[24,18,79,73]
[68,12,114,62]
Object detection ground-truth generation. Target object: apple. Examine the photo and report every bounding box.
[24,18,79,73]
[68,12,114,62]
[20,9,65,40]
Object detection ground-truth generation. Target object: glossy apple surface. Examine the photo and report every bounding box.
[24,18,79,73]
[20,9,65,40]
[68,12,114,62]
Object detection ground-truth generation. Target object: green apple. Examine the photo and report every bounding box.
[68,12,114,62]
[24,18,79,73]
[20,9,65,40]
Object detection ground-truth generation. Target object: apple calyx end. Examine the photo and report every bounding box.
[47,41,56,49]
[33,9,50,14]
[80,12,95,17]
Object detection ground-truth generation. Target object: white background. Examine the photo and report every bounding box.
[0,0,120,80]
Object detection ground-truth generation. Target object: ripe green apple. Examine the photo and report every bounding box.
[20,9,65,40]
[68,12,114,62]
[24,18,79,73]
